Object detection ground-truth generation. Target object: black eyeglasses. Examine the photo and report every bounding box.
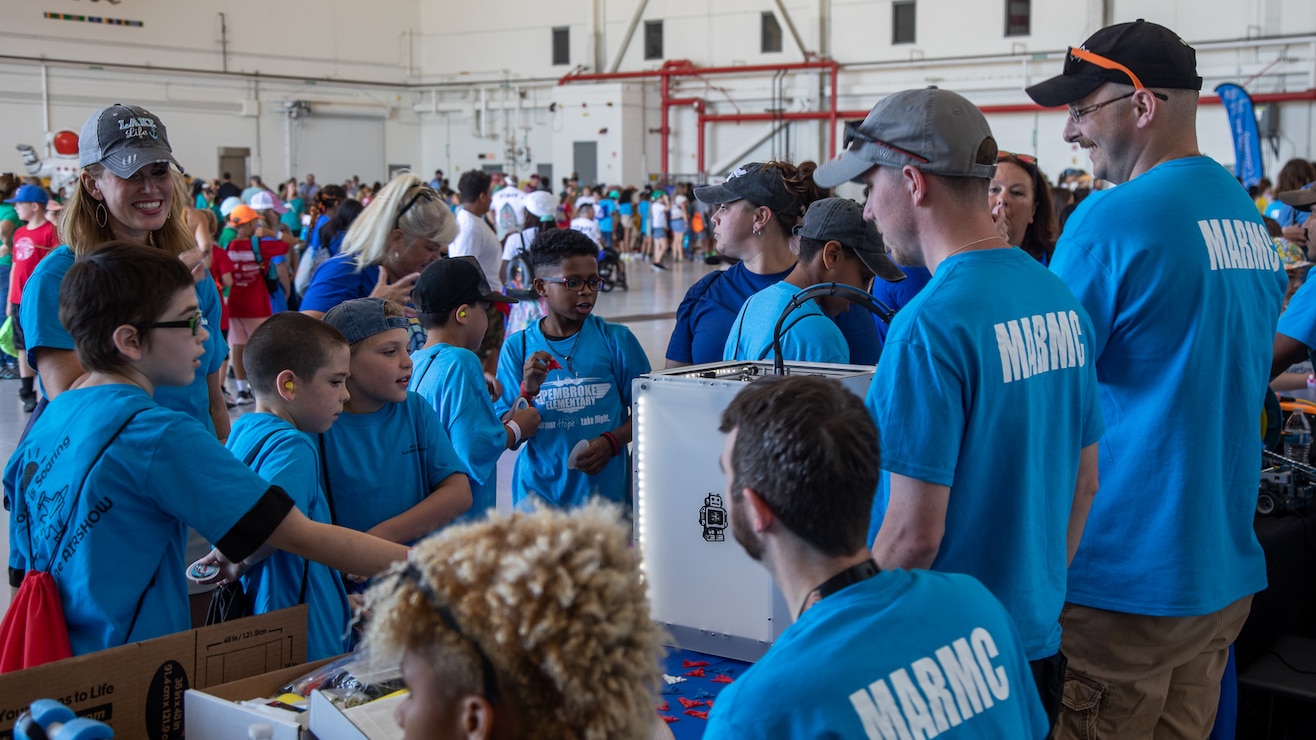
[541,277,606,291]
[151,310,208,336]
[395,186,439,229]
[398,563,500,704]
[843,122,930,164]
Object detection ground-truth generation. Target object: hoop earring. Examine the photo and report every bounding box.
[95,202,108,228]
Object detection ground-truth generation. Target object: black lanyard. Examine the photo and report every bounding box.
[799,559,881,620]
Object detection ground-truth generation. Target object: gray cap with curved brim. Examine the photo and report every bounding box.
[79,103,183,179]
[815,87,996,189]
[794,197,905,283]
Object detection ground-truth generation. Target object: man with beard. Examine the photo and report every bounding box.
[704,375,1046,739]
[813,86,1103,730]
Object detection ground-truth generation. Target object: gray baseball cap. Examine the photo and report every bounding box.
[814,87,997,188]
[694,162,803,216]
[323,297,411,345]
[794,197,905,283]
[79,104,182,179]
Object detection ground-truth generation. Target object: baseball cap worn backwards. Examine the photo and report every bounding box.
[814,87,998,188]
[694,162,803,216]
[794,197,906,283]
[79,104,182,179]
[323,298,411,346]
[414,256,516,317]
[1025,19,1202,108]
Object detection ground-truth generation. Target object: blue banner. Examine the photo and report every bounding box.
[1215,83,1264,188]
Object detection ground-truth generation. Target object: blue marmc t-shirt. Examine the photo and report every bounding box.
[319,392,467,539]
[703,569,1049,739]
[723,280,849,364]
[495,315,650,509]
[6,385,286,656]
[20,245,229,434]
[228,414,351,661]
[1051,156,1286,617]
[868,248,1104,661]
[410,343,505,520]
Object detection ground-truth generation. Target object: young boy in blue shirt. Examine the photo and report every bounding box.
[320,298,472,543]
[723,197,904,364]
[495,229,650,509]
[410,257,540,520]
[4,243,407,657]
[226,312,354,660]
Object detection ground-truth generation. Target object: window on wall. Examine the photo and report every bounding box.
[644,20,664,60]
[892,1,916,45]
[761,12,783,53]
[1005,0,1030,36]
[552,27,569,66]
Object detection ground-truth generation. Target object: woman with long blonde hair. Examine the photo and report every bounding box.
[19,104,231,439]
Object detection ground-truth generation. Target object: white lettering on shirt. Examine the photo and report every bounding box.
[848,627,1011,739]
[993,311,1086,384]
[1199,218,1282,272]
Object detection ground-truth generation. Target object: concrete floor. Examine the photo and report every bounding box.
[0,254,718,618]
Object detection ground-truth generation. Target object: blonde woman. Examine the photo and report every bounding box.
[19,104,230,439]
[300,173,456,351]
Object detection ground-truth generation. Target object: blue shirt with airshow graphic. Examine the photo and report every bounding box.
[496,314,650,509]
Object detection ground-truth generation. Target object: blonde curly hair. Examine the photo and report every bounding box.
[362,502,666,739]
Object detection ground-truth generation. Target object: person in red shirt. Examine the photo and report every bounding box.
[6,184,59,412]
[225,204,288,404]
[209,242,236,408]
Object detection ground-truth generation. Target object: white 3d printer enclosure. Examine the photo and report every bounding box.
[633,361,876,661]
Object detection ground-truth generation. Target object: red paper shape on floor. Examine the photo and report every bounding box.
[661,715,679,724]
[684,709,710,720]
[711,673,734,684]
[657,701,669,712]
[682,659,711,667]
[678,697,703,709]
[683,667,706,677]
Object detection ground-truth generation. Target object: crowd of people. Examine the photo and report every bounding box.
[2,16,1315,739]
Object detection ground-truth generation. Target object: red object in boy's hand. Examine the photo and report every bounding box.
[545,358,562,372]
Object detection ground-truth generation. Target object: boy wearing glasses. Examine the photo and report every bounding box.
[1026,21,1288,737]
[5,244,407,657]
[410,257,540,520]
[495,229,649,510]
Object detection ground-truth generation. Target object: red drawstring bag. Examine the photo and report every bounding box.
[0,571,73,673]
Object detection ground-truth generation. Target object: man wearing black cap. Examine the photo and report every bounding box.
[1025,20,1288,737]
[814,87,1103,728]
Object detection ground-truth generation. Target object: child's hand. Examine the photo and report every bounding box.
[178,248,207,284]
[574,437,614,476]
[485,371,503,399]
[511,406,541,439]
[522,351,555,395]
[192,548,246,585]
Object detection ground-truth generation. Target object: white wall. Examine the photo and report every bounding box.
[0,0,1311,191]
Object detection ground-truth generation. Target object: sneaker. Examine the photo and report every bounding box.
[20,391,37,413]
[235,389,255,405]
[223,389,238,409]
[651,262,667,271]
[0,365,17,380]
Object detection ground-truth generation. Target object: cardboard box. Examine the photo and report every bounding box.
[0,606,308,740]
[185,655,341,740]
[308,690,404,740]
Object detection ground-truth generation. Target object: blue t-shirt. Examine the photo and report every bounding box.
[1051,156,1286,617]
[495,315,650,509]
[19,245,228,435]
[5,385,285,656]
[868,248,1104,660]
[704,569,1048,739]
[1278,276,1316,348]
[723,281,849,364]
[229,414,351,661]
[299,254,426,352]
[1269,182,1313,228]
[410,343,504,520]
[667,262,794,365]
[596,198,615,232]
[872,264,933,347]
[319,391,467,538]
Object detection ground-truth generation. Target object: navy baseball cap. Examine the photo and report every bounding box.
[794,198,905,283]
[694,162,803,216]
[5,184,49,205]
[79,104,182,179]
[323,298,411,345]
[815,88,998,188]
[414,256,516,316]
[1025,20,1202,108]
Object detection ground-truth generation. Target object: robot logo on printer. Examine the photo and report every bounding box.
[699,493,728,542]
